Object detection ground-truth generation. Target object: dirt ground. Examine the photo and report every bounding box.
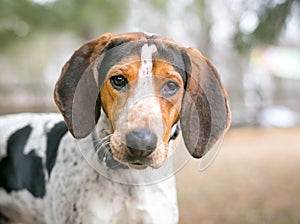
[176,127,300,224]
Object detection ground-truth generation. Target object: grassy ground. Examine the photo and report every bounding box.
[176,127,300,224]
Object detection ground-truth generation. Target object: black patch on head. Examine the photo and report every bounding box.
[0,125,45,198]
[46,121,68,176]
[104,38,133,53]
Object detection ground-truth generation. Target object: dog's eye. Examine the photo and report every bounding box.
[110,75,128,91]
[161,81,179,98]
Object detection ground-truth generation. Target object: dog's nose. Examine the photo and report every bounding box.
[125,128,157,157]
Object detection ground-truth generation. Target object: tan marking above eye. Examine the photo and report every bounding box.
[152,61,184,86]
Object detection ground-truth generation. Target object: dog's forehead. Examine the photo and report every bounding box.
[97,39,187,84]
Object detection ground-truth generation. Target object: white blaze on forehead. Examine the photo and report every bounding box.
[134,44,157,98]
[139,44,157,77]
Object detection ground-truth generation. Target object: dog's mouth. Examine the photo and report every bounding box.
[109,150,154,170]
[94,139,152,169]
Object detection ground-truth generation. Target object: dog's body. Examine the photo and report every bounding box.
[0,32,230,223]
[0,113,178,224]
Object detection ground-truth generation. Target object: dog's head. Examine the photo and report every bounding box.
[54,32,231,169]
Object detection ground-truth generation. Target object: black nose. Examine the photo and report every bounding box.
[125,128,157,157]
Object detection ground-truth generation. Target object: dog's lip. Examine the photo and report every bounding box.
[131,161,145,166]
[125,159,149,169]
[127,162,148,170]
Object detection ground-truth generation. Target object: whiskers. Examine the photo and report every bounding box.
[92,133,128,169]
[163,140,178,157]
[93,134,113,164]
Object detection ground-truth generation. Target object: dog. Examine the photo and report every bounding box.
[0,32,231,224]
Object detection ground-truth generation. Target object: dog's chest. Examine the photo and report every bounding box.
[80,180,178,224]
[44,126,179,224]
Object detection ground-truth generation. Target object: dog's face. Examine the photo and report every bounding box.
[54,32,231,169]
[100,45,185,168]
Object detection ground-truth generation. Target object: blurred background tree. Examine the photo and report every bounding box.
[233,0,299,52]
[0,0,129,49]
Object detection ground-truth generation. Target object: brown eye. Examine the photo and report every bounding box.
[161,81,179,98]
[110,75,128,91]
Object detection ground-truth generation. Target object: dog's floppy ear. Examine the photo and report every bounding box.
[54,33,114,138]
[180,47,231,158]
[54,32,143,138]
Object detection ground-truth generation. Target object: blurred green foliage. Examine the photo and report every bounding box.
[0,0,129,50]
[234,0,300,52]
